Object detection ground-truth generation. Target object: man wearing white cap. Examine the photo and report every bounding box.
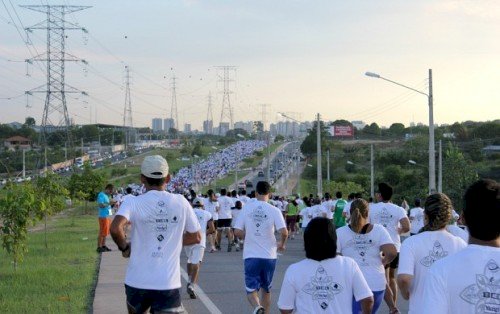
[111,155,201,314]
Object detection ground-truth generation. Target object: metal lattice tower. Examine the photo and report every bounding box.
[215,66,236,134]
[206,91,213,123]
[21,5,91,147]
[123,65,133,148]
[170,75,179,130]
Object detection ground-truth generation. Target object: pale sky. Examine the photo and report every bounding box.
[1,0,499,130]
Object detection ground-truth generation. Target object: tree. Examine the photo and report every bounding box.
[226,128,249,139]
[191,143,203,157]
[67,162,105,213]
[300,121,328,156]
[471,121,500,140]
[450,122,468,141]
[24,117,36,127]
[443,143,478,210]
[363,123,381,137]
[323,181,365,198]
[0,182,38,269]
[388,123,405,137]
[36,173,69,248]
[274,134,285,142]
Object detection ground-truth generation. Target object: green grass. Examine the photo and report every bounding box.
[0,206,99,313]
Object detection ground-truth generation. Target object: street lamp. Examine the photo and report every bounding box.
[235,133,245,190]
[365,69,435,194]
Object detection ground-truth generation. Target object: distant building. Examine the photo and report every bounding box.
[164,118,175,132]
[219,122,230,136]
[234,121,254,134]
[351,120,366,130]
[482,145,500,155]
[184,123,192,133]
[4,135,32,151]
[203,120,213,134]
[152,118,163,132]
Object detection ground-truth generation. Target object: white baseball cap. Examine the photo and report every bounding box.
[141,155,169,179]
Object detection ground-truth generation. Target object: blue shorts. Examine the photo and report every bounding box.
[244,258,277,293]
[352,289,384,314]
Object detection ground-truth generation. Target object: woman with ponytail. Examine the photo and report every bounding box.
[398,193,467,314]
[337,198,397,314]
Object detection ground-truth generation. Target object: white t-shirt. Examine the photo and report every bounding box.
[446,224,469,243]
[193,208,212,248]
[278,257,373,313]
[239,195,250,204]
[233,200,286,259]
[336,224,393,291]
[299,207,312,228]
[231,208,242,227]
[204,199,219,221]
[343,201,352,219]
[409,207,425,234]
[217,195,234,219]
[311,204,327,219]
[369,202,408,251]
[117,190,201,290]
[421,245,500,314]
[399,230,467,313]
[322,200,336,220]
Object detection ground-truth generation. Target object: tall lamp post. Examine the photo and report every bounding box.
[365,70,435,194]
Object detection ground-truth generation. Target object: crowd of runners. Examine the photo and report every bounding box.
[95,154,498,314]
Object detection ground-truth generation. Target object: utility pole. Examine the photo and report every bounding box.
[123,65,133,150]
[216,66,236,134]
[370,144,374,198]
[22,149,26,179]
[260,104,272,182]
[316,113,322,196]
[428,69,436,193]
[22,5,90,154]
[44,147,48,175]
[438,139,442,193]
[326,149,330,183]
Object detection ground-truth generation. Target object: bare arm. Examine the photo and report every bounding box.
[380,243,397,265]
[110,215,130,257]
[278,227,288,252]
[183,231,201,246]
[397,274,412,300]
[399,217,410,234]
[360,296,374,314]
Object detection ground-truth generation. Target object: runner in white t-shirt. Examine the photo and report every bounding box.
[409,198,424,235]
[322,193,336,220]
[217,189,235,252]
[421,179,500,314]
[234,181,288,314]
[184,198,215,299]
[369,182,410,312]
[398,193,467,314]
[446,224,469,242]
[278,217,374,314]
[203,189,219,252]
[337,198,397,313]
[110,155,201,313]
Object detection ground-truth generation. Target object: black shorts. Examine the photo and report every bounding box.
[217,218,232,228]
[385,253,400,269]
[125,284,183,313]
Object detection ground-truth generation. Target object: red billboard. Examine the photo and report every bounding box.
[329,125,354,137]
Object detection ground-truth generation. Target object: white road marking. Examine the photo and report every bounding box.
[180,268,223,314]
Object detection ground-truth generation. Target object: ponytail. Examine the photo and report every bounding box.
[420,193,452,233]
[350,199,369,233]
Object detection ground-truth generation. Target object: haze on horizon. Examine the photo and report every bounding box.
[1,0,499,131]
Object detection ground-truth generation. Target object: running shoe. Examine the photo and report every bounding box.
[102,246,112,252]
[187,283,197,299]
[253,305,265,314]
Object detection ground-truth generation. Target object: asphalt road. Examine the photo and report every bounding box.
[180,233,410,313]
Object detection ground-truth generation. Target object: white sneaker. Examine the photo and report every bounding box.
[253,305,265,314]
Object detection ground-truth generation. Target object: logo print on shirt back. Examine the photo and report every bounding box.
[460,259,500,313]
[376,208,392,228]
[420,241,448,267]
[302,266,343,310]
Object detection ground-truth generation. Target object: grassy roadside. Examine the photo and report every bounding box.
[0,205,98,313]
